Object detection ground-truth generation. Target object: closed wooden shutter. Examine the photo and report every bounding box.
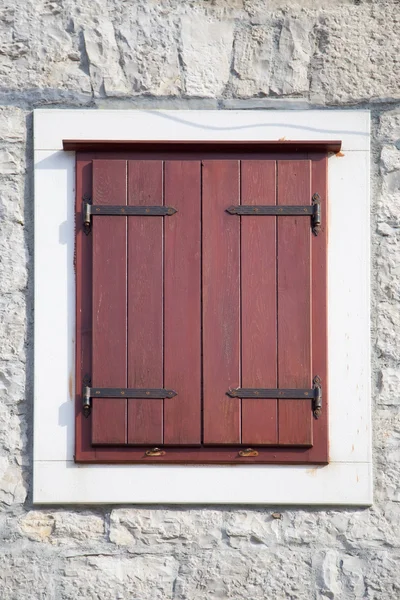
[89,159,201,447]
[74,143,331,464]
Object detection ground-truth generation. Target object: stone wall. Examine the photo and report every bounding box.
[0,0,400,598]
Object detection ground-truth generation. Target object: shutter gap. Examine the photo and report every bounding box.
[310,161,313,391]
[239,160,243,444]
[162,159,165,444]
[309,162,313,394]
[125,160,128,444]
[200,160,204,445]
[276,160,279,443]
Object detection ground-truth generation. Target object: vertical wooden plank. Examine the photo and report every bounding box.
[92,160,127,445]
[164,161,202,444]
[241,160,278,445]
[311,154,329,461]
[203,160,241,444]
[277,159,312,446]
[127,161,163,445]
[75,156,94,459]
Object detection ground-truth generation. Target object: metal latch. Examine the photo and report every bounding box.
[145,448,166,457]
[239,448,259,457]
[227,193,322,236]
[227,375,322,419]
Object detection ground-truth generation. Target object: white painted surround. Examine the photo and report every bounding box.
[33,109,371,505]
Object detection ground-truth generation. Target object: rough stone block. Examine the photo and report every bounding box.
[0,456,26,506]
[53,512,105,543]
[115,11,182,96]
[181,16,234,96]
[19,511,55,542]
[311,5,400,104]
[379,368,400,405]
[83,21,129,97]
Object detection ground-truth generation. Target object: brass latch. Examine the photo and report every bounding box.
[145,448,166,457]
[239,448,259,457]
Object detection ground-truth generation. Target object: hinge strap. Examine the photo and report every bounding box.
[82,198,177,234]
[227,376,322,419]
[82,385,177,418]
[226,193,322,236]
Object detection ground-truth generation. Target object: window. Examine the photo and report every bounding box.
[72,142,335,464]
[34,110,371,503]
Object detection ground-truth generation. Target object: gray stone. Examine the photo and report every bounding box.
[181,15,234,96]
[231,16,314,97]
[221,97,312,110]
[52,511,105,543]
[19,511,55,542]
[379,368,400,405]
[270,15,314,96]
[232,24,275,97]
[0,222,27,294]
[378,108,400,145]
[115,10,182,96]
[0,107,25,142]
[60,554,179,600]
[0,147,24,175]
[0,456,26,505]
[310,5,400,104]
[83,22,129,97]
[381,146,400,174]
[313,550,342,599]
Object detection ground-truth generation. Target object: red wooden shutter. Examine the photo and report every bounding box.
[202,159,316,447]
[75,144,330,464]
[89,159,201,447]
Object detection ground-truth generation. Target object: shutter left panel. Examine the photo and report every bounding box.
[92,160,128,445]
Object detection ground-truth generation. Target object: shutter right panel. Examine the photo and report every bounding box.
[277,160,313,446]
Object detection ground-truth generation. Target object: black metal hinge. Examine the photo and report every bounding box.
[82,196,177,235]
[227,193,321,236]
[227,376,322,419]
[82,379,177,418]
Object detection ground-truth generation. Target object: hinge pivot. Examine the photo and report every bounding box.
[312,375,322,419]
[82,374,92,417]
[312,193,321,236]
[83,196,92,235]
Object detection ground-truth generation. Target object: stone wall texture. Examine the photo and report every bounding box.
[0,0,399,598]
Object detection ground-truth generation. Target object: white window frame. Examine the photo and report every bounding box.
[33,109,371,505]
